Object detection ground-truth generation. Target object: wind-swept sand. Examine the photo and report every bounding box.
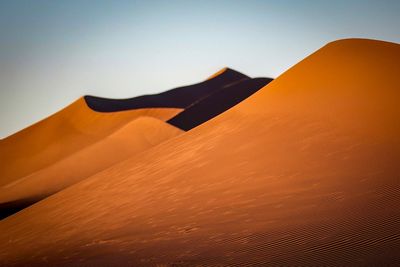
[0,97,181,186]
[0,117,182,219]
[1,39,399,266]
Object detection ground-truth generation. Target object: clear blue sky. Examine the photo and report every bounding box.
[1,0,399,138]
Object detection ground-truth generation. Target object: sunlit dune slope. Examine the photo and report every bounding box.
[84,68,248,112]
[0,98,181,186]
[1,39,399,266]
[168,77,272,130]
[0,117,182,219]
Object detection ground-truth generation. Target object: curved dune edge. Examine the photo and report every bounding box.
[0,117,182,217]
[0,39,399,265]
[206,67,228,80]
[83,68,248,112]
[167,77,272,130]
[0,97,182,186]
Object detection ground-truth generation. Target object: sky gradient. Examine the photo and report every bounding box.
[1,0,400,138]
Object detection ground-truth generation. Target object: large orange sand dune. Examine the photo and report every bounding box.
[0,39,399,266]
[0,97,181,186]
[0,117,182,215]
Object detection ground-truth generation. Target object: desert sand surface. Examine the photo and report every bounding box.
[0,39,399,266]
[84,68,248,112]
[168,77,272,130]
[0,117,182,219]
[0,97,181,186]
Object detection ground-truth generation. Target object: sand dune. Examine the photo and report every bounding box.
[168,77,272,130]
[0,98,181,186]
[0,117,182,219]
[84,68,248,112]
[0,68,243,187]
[0,39,399,266]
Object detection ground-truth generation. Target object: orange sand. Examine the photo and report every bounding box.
[0,39,399,265]
[0,97,181,186]
[0,117,182,205]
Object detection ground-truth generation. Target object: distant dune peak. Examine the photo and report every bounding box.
[83,68,248,112]
[206,67,229,80]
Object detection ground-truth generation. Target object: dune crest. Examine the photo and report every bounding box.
[84,68,248,112]
[168,77,272,130]
[206,67,228,80]
[0,39,399,265]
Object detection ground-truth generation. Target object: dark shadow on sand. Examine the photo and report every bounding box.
[84,68,248,112]
[0,197,41,220]
[167,78,272,131]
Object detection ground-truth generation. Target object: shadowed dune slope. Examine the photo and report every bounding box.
[0,117,182,219]
[0,98,181,186]
[84,68,248,112]
[1,39,399,266]
[168,77,272,130]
